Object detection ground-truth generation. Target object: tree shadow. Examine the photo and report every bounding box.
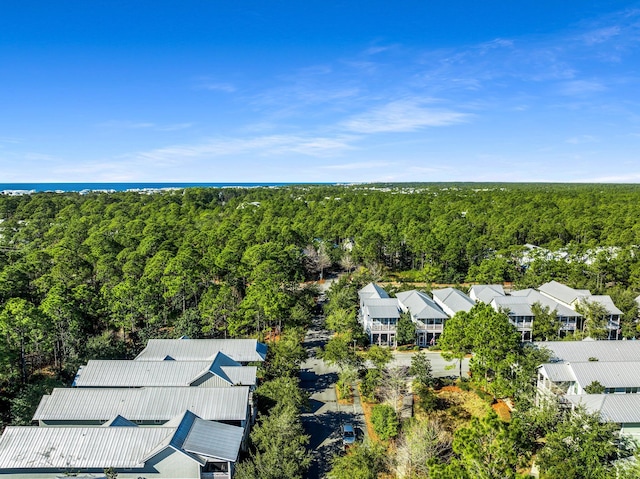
[299,369,338,394]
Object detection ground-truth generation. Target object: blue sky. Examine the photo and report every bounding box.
[1,1,640,183]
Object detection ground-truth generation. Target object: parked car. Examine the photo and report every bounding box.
[341,423,356,448]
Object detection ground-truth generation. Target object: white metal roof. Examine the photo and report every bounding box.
[73,354,256,388]
[358,282,389,300]
[183,418,244,462]
[491,296,533,317]
[510,288,581,318]
[536,341,640,363]
[538,280,590,305]
[570,361,640,389]
[363,298,400,319]
[396,290,448,320]
[431,288,475,315]
[33,387,249,422]
[0,411,244,471]
[0,426,172,469]
[469,284,505,303]
[589,295,623,316]
[565,394,640,424]
[136,338,267,362]
[539,363,575,382]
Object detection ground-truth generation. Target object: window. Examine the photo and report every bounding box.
[203,462,229,473]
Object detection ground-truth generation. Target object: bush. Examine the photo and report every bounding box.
[371,404,399,441]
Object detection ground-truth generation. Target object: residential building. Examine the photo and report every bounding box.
[539,281,622,339]
[396,290,448,346]
[0,410,244,479]
[469,284,505,304]
[564,394,640,440]
[136,338,267,364]
[33,386,252,428]
[361,297,400,346]
[73,352,257,388]
[491,296,534,341]
[510,288,582,336]
[432,287,475,317]
[535,341,640,403]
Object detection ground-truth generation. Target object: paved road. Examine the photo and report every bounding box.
[389,350,470,378]
[300,311,365,479]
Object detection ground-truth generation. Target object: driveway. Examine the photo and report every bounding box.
[300,313,365,479]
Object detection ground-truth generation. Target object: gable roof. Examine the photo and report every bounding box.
[588,295,623,316]
[431,288,475,315]
[362,298,400,319]
[570,361,640,389]
[33,386,250,423]
[538,280,591,305]
[358,282,389,301]
[0,411,244,471]
[136,338,267,363]
[396,290,448,320]
[536,341,640,363]
[491,296,534,317]
[510,288,581,318]
[469,284,505,303]
[73,353,256,388]
[565,394,640,424]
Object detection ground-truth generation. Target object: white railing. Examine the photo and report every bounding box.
[415,324,444,332]
[368,323,397,331]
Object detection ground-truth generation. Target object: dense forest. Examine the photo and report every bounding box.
[1,183,640,427]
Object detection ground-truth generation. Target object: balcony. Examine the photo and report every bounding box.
[368,323,397,332]
[415,323,444,332]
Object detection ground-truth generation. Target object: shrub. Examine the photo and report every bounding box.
[371,404,399,441]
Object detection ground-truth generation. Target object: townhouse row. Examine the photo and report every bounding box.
[359,280,624,346]
[0,338,267,479]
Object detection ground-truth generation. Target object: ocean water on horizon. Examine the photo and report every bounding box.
[0,182,315,194]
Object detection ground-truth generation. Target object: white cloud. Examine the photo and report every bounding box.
[198,82,237,93]
[343,99,469,133]
[566,135,597,144]
[558,80,606,96]
[582,26,621,45]
[131,134,358,166]
[319,161,393,170]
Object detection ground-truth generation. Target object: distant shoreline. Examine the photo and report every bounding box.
[0,182,337,195]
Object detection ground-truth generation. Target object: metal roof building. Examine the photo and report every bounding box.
[73,352,257,388]
[0,411,244,478]
[535,341,640,363]
[136,338,267,363]
[432,287,475,316]
[469,284,505,304]
[33,386,250,425]
[396,290,448,320]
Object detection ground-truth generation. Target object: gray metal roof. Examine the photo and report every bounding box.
[0,425,172,469]
[363,298,400,319]
[396,290,448,320]
[183,418,244,462]
[0,410,244,470]
[539,363,575,382]
[358,282,389,300]
[136,338,267,362]
[538,281,591,305]
[535,341,640,363]
[491,296,533,317]
[432,288,475,315]
[510,288,581,318]
[565,394,640,424]
[73,354,256,388]
[469,284,505,303]
[570,361,640,389]
[33,387,250,422]
[589,295,623,316]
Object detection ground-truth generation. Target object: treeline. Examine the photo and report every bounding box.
[1,184,640,411]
